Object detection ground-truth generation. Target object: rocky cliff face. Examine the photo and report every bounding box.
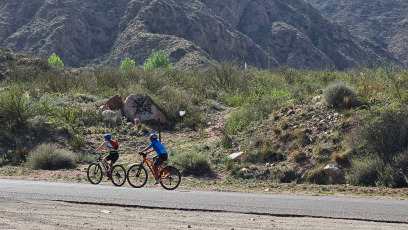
[306,0,408,67]
[0,0,399,69]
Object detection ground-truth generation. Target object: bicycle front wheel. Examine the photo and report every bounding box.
[110,165,126,186]
[160,166,181,190]
[127,164,148,188]
[87,163,103,184]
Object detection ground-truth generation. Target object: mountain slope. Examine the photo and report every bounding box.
[0,0,399,69]
[306,0,408,67]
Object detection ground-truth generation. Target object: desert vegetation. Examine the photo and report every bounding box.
[0,47,408,191]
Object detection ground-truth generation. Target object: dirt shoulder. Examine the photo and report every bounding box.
[1,197,407,230]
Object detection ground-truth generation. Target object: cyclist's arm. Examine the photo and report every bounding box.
[139,146,150,154]
[93,142,106,153]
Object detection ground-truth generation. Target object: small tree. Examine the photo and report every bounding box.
[120,57,135,71]
[143,50,172,70]
[48,53,64,67]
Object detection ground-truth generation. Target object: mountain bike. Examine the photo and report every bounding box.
[127,150,181,190]
[87,152,126,186]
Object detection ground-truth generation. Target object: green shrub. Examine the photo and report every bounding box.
[224,74,291,134]
[324,82,359,109]
[48,53,64,67]
[120,58,135,71]
[0,86,41,129]
[28,143,76,169]
[71,132,84,149]
[171,151,212,176]
[347,156,381,186]
[348,152,408,188]
[201,63,251,91]
[143,50,172,70]
[350,104,408,159]
[225,107,258,135]
[153,85,206,129]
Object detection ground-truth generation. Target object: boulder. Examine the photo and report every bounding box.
[107,94,125,111]
[123,94,166,124]
[323,164,342,176]
[102,110,122,126]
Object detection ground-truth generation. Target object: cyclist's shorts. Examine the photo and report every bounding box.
[106,151,119,164]
[154,153,168,166]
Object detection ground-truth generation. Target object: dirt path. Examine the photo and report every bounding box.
[0,197,406,230]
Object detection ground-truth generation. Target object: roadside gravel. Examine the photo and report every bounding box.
[1,197,407,230]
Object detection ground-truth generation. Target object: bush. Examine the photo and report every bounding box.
[27,143,76,169]
[171,151,212,176]
[350,104,408,158]
[121,58,135,71]
[154,85,206,129]
[143,50,172,70]
[48,53,64,67]
[347,104,408,187]
[224,74,291,134]
[347,156,380,186]
[0,86,31,126]
[324,82,359,109]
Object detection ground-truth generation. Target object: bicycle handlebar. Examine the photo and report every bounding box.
[138,149,154,157]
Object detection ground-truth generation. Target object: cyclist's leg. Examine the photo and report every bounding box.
[153,156,164,183]
[105,152,118,169]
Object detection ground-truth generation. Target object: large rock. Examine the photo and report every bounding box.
[123,94,166,124]
[323,164,342,176]
[102,110,122,126]
[107,94,125,111]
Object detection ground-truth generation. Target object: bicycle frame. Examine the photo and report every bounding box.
[139,150,163,179]
[94,152,113,168]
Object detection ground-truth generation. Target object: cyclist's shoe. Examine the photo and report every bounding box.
[154,179,161,185]
[105,168,111,179]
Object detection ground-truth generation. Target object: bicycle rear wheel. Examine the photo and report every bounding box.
[160,166,181,190]
[87,163,103,184]
[127,164,148,188]
[110,165,126,186]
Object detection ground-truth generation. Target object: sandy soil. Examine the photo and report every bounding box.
[0,197,407,230]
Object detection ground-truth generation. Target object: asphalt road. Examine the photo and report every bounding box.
[0,179,407,223]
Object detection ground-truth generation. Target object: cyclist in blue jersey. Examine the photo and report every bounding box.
[139,133,168,184]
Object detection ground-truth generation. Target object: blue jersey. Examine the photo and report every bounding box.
[149,140,167,155]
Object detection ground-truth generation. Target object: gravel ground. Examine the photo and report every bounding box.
[1,198,407,230]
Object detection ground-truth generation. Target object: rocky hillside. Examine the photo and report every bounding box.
[0,0,399,70]
[306,0,408,67]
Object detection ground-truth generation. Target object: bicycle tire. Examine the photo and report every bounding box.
[160,166,181,190]
[87,163,103,184]
[110,164,126,186]
[127,164,148,188]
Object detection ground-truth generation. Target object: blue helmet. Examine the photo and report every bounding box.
[149,133,158,140]
[104,134,111,140]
